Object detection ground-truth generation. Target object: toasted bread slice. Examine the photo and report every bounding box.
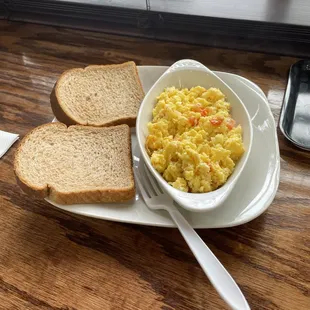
[14,123,135,204]
[50,61,144,127]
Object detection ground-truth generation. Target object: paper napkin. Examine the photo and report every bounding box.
[0,130,19,158]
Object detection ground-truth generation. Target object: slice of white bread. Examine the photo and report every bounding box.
[50,61,144,127]
[14,123,135,205]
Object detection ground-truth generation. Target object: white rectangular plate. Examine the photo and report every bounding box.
[47,66,280,228]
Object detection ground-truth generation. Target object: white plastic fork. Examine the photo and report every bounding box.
[134,163,250,310]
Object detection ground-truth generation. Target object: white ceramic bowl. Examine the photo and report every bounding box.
[136,59,253,212]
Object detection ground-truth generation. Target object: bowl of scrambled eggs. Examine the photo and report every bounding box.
[136,59,253,212]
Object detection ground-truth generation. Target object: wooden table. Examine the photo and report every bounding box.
[1,20,309,310]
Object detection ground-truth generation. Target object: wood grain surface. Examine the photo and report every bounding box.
[1,20,310,310]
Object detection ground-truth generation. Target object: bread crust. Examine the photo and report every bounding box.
[14,123,135,205]
[50,61,144,128]
[50,85,77,125]
[48,186,135,205]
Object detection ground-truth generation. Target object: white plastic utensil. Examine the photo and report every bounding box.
[136,59,253,212]
[134,162,250,310]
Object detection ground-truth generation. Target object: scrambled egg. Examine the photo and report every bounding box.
[146,86,244,193]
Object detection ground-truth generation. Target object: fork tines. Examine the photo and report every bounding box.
[134,164,163,199]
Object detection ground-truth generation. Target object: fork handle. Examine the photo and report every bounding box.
[167,207,250,310]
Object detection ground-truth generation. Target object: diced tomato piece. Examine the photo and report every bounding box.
[188,116,198,126]
[210,117,223,126]
[192,105,210,116]
[200,108,209,116]
[226,118,236,130]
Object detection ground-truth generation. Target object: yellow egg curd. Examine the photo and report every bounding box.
[146,86,245,193]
